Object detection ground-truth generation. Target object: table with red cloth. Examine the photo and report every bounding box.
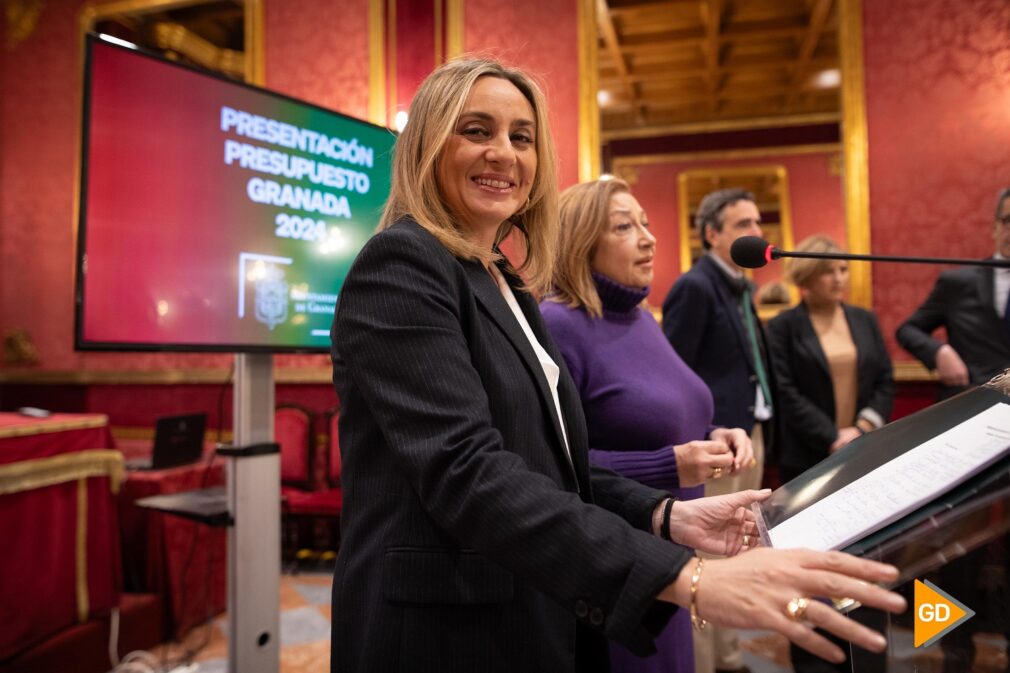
[119,459,227,638]
[0,413,122,661]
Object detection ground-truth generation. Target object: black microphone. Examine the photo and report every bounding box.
[730,236,1010,269]
[730,236,776,268]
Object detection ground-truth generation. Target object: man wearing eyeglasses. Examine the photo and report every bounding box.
[897,186,1010,400]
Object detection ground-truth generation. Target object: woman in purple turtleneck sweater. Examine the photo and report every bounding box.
[541,178,756,673]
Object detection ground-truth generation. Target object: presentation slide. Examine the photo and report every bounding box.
[78,37,395,352]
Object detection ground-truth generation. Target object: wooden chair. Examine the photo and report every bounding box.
[275,403,316,560]
[284,404,342,556]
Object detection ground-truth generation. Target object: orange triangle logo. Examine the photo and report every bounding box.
[914,579,975,648]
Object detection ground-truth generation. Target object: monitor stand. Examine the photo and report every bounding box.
[228,352,280,673]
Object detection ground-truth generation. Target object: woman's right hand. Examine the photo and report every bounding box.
[673,440,736,487]
[663,548,906,663]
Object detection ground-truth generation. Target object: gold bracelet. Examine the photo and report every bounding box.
[690,557,707,631]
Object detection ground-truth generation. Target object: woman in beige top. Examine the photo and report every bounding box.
[766,235,895,484]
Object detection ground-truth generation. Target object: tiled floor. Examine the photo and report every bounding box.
[739,629,791,672]
[151,574,1008,673]
[152,572,333,673]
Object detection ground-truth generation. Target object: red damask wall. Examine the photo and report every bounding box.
[863,0,1010,359]
[627,151,846,308]
[264,0,370,123]
[1,0,94,372]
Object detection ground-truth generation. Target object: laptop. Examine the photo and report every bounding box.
[125,413,207,470]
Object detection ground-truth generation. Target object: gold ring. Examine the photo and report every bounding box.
[749,458,757,468]
[786,597,811,622]
[742,534,752,547]
[712,467,723,479]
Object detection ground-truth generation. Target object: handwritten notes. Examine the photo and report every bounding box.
[768,403,1010,551]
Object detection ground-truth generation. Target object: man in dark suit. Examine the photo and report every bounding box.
[661,188,774,673]
[897,187,1010,400]
[896,187,1010,673]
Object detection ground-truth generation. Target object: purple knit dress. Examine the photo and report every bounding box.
[541,273,715,673]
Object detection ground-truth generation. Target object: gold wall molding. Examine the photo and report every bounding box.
[245,0,264,85]
[892,360,936,382]
[445,0,463,59]
[387,0,397,124]
[611,143,841,172]
[601,112,841,142]
[0,367,332,385]
[111,426,158,441]
[368,0,387,125]
[839,0,872,308]
[111,425,234,442]
[434,0,443,64]
[577,0,599,181]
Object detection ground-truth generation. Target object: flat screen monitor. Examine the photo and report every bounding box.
[75,35,395,353]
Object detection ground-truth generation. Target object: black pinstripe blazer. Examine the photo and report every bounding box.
[329,218,690,673]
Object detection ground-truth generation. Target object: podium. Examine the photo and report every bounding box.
[756,371,1010,672]
[848,474,1010,672]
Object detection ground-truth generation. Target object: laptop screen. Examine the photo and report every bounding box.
[151,413,207,469]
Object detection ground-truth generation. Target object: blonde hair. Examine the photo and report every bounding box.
[549,178,632,318]
[785,235,845,288]
[379,56,559,294]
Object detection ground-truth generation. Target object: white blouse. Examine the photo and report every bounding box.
[490,266,573,465]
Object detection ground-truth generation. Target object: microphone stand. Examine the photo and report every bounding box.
[769,249,1010,268]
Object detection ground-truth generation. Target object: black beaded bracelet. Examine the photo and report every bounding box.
[660,498,675,541]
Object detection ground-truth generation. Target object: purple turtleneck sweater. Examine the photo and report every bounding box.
[541,273,714,499]
[541,273,715,673]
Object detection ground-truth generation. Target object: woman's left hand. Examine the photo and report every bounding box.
[708,427,755,473]
[667,489,770,556]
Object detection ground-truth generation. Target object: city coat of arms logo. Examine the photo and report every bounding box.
[254,264,289,330]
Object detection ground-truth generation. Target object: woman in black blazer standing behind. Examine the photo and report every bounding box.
[768,235,894,483]
[767,235,895,673]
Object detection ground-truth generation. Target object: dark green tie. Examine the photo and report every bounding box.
[741,287,772,412]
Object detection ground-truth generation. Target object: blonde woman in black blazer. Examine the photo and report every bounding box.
[329,60,904,673]
[767,236,894,482]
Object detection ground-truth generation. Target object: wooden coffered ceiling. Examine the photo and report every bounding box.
[597,0,841,138]
[92,1,246,80]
